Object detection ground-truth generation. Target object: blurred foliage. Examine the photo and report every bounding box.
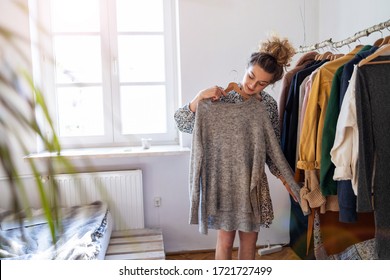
[0,0,71,242]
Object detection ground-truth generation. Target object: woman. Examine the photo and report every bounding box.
[174,35,300,260]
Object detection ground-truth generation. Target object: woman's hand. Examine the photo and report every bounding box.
[280,177,299,202]
[189,86,227,112]
[202,86,227,101]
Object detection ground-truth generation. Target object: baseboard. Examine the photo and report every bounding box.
[166,244,282,256]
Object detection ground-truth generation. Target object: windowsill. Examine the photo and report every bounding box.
[25,145,190,160]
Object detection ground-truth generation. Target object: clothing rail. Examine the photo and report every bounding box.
[296,19,390,53]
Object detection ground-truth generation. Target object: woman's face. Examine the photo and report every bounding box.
[241,64,273,95]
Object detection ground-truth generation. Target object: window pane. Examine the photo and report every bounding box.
[116,0,164,32]
[120,85,166,134]
[57,87,104,136]
[118,35,165,82]
[54,35,102,84]
[50,0,100,32]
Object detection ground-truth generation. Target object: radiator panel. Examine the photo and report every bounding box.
[51,170,144,230]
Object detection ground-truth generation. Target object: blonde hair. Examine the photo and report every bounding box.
[248,34,296,84]
[258,34,296,67]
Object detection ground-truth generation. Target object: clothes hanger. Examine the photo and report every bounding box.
[331,53,344,60]
[373,37,384,47]
[358,44,390,66]
[224,82,251,100]
[325,53,333,60]
[373,30,384,47]
[317,51,332,61]
[379,35,390,47]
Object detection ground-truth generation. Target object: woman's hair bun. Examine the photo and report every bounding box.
[258,34,296,67]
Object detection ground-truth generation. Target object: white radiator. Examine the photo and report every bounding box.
[50,170,144,231]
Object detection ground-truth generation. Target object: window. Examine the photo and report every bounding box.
[33,0,178,148]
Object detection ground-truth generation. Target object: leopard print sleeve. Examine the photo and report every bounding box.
[260,91,282,178]
[174,103,196,134]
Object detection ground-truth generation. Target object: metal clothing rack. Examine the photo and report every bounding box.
[296,19,390,53]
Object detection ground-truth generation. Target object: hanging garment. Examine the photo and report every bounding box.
[355,56,390,259]
[189,97,303,234]
[330,66,359,196]
[320,65,347,195]
[322,45,377,223]
[297,46,363,171]
[278,52,318,131]
[282,59,328,171]
[281,59,327,259]
[294,47,363,258]
[295,74,311,163]
[299,69,319,135]
[289,72,318,260]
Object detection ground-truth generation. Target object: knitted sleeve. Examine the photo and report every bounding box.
[355,68,375,212]
[262,108,304,210]
[188,105,203,224]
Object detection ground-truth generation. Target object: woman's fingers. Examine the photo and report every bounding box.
[211,86,227,101]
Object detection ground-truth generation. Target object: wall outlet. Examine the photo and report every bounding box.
[154,197,161,207]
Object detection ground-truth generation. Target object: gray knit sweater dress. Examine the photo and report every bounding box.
[180,94,301,234]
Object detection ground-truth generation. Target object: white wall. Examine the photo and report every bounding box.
[178,1,319,147]
[318,0,390,53]
[2,0,390,254]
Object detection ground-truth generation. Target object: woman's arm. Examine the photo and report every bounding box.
[174,86,226,134]
[261,92,283,178]
[189,86,227,112]
[174,104,196,134]
[262,92,299,202]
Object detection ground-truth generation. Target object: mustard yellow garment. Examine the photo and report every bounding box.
[297,46,363,170]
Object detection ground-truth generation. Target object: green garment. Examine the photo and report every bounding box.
[320,45,372,195]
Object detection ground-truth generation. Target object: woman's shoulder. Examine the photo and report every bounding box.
[260,91,277,105]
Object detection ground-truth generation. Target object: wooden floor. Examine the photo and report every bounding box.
[165,246,301,260]
[105,228,165,260]
[103,228,300,260]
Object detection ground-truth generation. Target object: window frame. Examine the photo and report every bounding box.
[31,0,179,149]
